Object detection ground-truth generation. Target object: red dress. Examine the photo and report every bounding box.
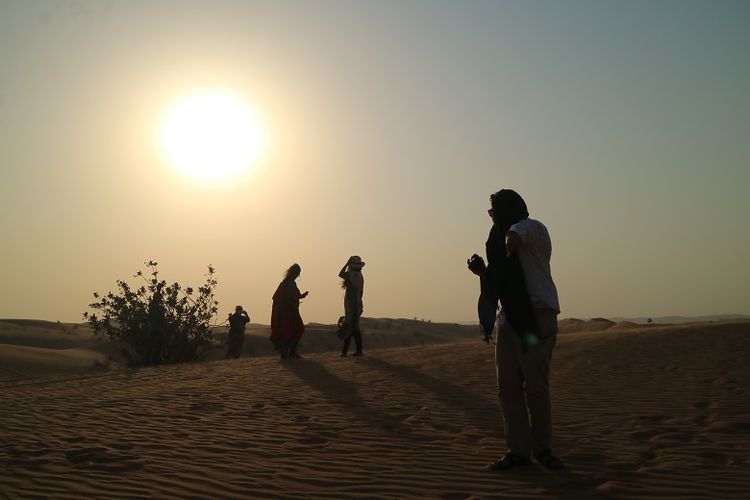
[270,279,305,346]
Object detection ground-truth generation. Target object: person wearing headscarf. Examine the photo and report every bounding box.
[467,189,562,471]
[338,255,365,357]
[270,264,308,359]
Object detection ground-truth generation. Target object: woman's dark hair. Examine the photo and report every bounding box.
[490,189,528,227]
[285,263,301,280]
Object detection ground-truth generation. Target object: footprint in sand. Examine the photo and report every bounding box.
[698,450,729,463]
[296,436,329,446]
[430,422,460,434]
[61,435,85,444]
[630,429,660,442]
[632,414,669,424]
[708,421,750,434]
[658,430,695,443]
[692,414,709,426]
[108,441,134,451]
[727,455,746,467]
[189,401,225,413]
[639,447,658,463]
[65,447,143,472]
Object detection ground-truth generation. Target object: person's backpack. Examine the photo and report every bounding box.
[336,316,348,340]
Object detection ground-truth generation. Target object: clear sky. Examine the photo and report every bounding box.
[1,0,748,324]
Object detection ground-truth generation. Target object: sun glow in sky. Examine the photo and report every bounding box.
[161,91,264,182]
[0,1,749,324]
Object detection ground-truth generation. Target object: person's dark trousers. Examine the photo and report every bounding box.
[149,333,162,364]
[342,314,363,355]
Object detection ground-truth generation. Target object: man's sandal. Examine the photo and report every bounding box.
[489,454,531,471]
[535,450,564,470]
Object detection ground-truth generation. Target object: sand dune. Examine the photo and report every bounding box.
[212,318,479,359]
[0,316,645,378]
[0,320,97,349]
[0,321,125,381]
[0,344,112,380]
[1,320,748,498]
[558,318,617,333]
[0,318,479,379]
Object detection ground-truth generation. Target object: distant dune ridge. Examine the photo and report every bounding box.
[1,318,749,498]
[0,317,482,380]
[0,316,743,379]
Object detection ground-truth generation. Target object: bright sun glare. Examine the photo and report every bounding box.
[161,91,263,181]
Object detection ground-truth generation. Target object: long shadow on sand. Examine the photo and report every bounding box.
[357,357,606,497]
[358,356,498,431]
[282,359,420,441]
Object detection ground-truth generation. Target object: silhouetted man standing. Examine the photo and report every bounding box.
[468,189,563,470]
[147,287,165,364]
[226,305,250,359]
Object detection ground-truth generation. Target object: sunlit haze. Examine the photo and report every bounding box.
[161,91,264,182]
[0,1,748,324]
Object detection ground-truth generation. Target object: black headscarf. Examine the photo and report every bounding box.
[480,190,540,344]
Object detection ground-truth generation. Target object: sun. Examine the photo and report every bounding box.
[160,91,264,181]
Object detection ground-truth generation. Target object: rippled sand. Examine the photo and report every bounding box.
[1,321,748,498]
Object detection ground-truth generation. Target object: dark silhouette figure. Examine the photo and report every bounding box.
[225,305,250,359]
[339,256,365,357]
[270,263,308,359]
[147,287,165,364]
[467,189,563,471]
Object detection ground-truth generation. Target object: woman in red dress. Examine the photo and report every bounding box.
[270,263,309,359]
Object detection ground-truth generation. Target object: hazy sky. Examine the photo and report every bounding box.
[1,0,748,324]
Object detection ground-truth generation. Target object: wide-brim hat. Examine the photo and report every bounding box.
[348,255,365,269]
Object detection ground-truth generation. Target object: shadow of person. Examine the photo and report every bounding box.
[357,356,498,431]
[357,357,604,495]
[281,359,417,440]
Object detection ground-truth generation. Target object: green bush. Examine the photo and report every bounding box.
[84,261,218,365]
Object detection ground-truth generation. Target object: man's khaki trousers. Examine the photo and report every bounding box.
[495,308,558,458]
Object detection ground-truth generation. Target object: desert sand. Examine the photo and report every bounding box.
[1,318,748,498]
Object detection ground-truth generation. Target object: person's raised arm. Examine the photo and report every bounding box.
[338,263,349,280]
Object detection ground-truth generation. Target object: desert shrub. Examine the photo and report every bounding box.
[84,261,218,365]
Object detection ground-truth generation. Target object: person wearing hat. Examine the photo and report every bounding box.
[338,256,365,357]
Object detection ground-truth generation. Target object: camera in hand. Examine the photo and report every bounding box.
[467,253,486,275]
